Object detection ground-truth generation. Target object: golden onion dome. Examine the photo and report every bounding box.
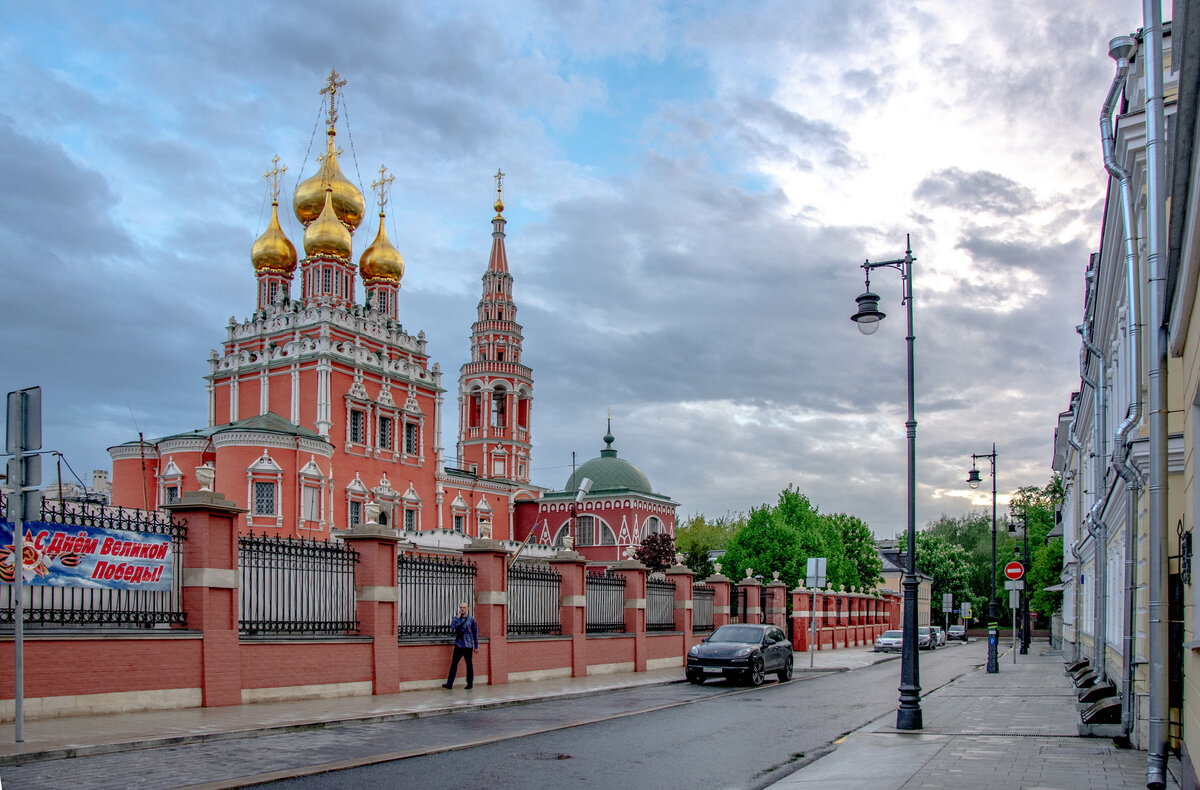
[293,131,365,231]
[303,189,352,259]
[494,196,504,215]
[358,214,405,282]
[251,202,298,274]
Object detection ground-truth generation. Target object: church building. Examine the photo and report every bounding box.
[107,72,674,564]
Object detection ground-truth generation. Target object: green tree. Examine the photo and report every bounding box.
[823,512,883,589]
[899,531,981,619]
[674,512,742,578]
[722,505,808,588]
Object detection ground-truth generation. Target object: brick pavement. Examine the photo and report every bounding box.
[770,644,1182,790]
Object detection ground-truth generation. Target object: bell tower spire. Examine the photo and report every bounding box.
[456,172,532,483]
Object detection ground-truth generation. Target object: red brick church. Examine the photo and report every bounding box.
[108,72,675,563]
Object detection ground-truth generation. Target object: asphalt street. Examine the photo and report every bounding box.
[257,643,983,790]
[0,642,982,790]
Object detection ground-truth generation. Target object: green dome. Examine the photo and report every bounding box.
[564,425,652,495]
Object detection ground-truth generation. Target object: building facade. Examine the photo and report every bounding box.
[107,74,672,563]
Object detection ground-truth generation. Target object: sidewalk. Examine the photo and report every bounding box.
[0,639,890,767]
[770,644,1182,790]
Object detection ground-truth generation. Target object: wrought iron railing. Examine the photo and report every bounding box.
[585,571,626,633]
[646,577,676,632]
[0,494,187,628]
[397,553,476,639]
[692,583,715,633]
[506,562,561,635]
[238,533,359,636]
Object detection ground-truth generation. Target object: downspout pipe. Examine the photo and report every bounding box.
[1079,323,1109,677]
[1102,34,1145,739]
[1068,427,1085,662]
[1142,3,1170,785]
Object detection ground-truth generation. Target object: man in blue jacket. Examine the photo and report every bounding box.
[443,601,478,689]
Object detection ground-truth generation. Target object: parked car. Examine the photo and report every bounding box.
[686,624,793,686]
[948,624,968,642]
[874,629,903,652]
[930,625,947,646]
[918,626,935,650]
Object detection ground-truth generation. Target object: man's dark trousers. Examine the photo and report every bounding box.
[447,645,474,687]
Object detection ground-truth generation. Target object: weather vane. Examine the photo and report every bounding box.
[320,69,347,130]
[263,155,287,203]
[371,165,395,213]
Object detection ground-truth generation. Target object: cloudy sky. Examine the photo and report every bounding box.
[0,0,1149,537]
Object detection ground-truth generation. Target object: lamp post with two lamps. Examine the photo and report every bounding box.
[850,235,922,731]
[967,445,1000,674]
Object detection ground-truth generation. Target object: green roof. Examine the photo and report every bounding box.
[563,425,652,495]
[115,412,328,446]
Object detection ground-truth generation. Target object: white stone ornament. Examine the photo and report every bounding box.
[363,500,381,525]
[674,552,685,566]
[479,522,492,540]
[194,464,216,493]
[745,567,753,579]
[624,544,639,560]
[562,534,574,551]
[713,562,722,575]
[772,571,780,581]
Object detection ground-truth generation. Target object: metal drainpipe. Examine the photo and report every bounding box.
[1080,324,1109,677]
[1143,1,1170,783]
[1068,426,1085,663]
[1101,33,1145,738]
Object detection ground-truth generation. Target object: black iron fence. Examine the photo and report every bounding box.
[397,553,476,639]
[692,583,715,633]
[506,562,561,635]
[646,576,676,632]
[585,571,626,633]
[239,533,359,636]
[731,586,749,623]
[0,495,187,629]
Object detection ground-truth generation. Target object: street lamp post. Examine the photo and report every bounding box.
[967,445,999,674]
[850,234,921,731]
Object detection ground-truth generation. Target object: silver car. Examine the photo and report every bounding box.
[874,629,903,652]
[930,626,947,646]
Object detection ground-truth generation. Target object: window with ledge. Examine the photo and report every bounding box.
[253,481,277,516]
[378,416,393,450]
[301,485,321,521]
[165,486,179,504]
[405,422,419,455]
[453,514,465,533]
[349,409,365,444]
[577,515,595,546]
[268,282,279,305]
[349,500,362,526]
[404,508,416,531]
[322,268,332,293]
[490,388,507,428]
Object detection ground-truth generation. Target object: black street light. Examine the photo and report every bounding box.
[1009,509,1032,655]
[967,445,999,674]
[851,234,921,731]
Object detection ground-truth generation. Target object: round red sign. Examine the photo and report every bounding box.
[1004,561,1025,580]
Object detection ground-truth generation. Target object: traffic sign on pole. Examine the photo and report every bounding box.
[1004,561,1025,581]
[5,387,42,453]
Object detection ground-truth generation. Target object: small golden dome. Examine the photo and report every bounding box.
[359,214,405,282]
[293,131,365,231]
[303,189,352,258]
[251,202,298,274]
[494,197,504,214]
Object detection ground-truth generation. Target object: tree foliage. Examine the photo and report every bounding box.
[634,532,677,573]
[720,486,883,590]
[899,531,982,619]
[674,512,742,578]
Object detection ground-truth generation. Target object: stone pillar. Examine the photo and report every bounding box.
[333,521,406,695]
[611,558,648,671]
[165,490,245,708]
[738,574,762,624]
[791,586,810,651]
[462,539,511,685]
[550,550,588,677]
[705,570,732,629]
[666,563,695,634]
[766,580,788,628]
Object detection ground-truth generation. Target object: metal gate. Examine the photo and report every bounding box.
[731,586,748,623]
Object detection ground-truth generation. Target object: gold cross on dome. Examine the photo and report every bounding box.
[371,165,395,213]
[263,155,287,203]
[320,69,347,130]
[494,168,505,197]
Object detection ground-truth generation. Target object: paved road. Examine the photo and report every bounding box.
[259,643,983,790]
[0,643,981,790]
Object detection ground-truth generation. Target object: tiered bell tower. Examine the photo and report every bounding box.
[456,171,533,483]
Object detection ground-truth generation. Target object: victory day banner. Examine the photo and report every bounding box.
[0,521,173,591]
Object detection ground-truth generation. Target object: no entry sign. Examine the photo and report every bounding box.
[1004,561,1025,581]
